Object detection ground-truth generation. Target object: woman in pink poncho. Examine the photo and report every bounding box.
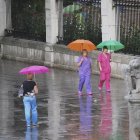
[98,46,111,92]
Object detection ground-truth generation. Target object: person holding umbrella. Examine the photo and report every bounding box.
[19,65,49,127]
[22,73,38,127]
[67,39,96,96]
[98,46,111,92]
[76,49,93,96]
[97,40,125,92]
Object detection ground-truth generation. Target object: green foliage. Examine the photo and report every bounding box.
[120,27,140,55]
[63,4,102,45]
[11,0,45,41]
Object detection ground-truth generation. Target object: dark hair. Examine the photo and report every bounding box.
[103,46,108,50]
[81,49,88,55]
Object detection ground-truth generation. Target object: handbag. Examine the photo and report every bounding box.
[18,85,24,97]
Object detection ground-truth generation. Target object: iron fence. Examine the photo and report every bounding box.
[9,0,140,55]
[63,0,140,55]
[63,0,102,45]
[114,0,140,55]
[11,0,46,42]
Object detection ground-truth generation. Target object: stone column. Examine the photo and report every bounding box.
[0,0,6,37]
[6,0,12,29]
[45,0,59,44]
[101,0,118,41]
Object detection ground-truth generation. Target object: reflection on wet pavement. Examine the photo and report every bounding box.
[25,127,38,140]
[0,59,136,140]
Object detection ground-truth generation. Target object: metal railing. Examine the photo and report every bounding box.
[11,0,46,42]
[114,0,140,55]
[10,0,140,55]
[63,0,102,45]
[63,0,140,55]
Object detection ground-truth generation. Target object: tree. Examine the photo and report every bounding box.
[11,0,46,41]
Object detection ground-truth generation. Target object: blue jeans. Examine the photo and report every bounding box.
[23,96,38,126]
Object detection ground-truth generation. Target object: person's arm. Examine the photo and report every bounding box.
[98,62,102,71]
[34,83,38,94]
[97,54,102,71]
[77,57,84,67]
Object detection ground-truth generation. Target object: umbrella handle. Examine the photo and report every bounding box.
[34,73,36,82]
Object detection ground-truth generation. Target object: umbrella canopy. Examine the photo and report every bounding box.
[97,40,125,51]
[19,66,49,75]
[68,39,96,52]
[63,4,81,14]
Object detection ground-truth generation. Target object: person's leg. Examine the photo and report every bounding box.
[31,96,38,125]
[23,97,31,126]
[105,73,111,91]
[85,75,92,95]
[98,72,105,90]
[78,74,85,94]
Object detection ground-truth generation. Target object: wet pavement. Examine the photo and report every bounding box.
[0,59,139,140]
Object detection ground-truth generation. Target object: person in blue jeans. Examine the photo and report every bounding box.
[76,49,92,96]
[23,74,38,127]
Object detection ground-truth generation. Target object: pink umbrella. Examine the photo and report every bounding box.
[19,66,49,75]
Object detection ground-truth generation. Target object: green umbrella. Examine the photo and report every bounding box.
[97,40,125,51]
[63,4,82,14]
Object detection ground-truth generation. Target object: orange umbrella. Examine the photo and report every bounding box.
[67,39,96,52]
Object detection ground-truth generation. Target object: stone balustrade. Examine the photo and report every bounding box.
[0,37,138,79]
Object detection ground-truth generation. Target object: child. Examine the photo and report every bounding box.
[98,46,111,92]
[22,73,38,127]
[76,49,92,96]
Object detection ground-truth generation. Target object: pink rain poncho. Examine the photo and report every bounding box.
[98,53,111,91]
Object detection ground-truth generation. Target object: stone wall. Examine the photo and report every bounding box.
[0,37,137,79]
